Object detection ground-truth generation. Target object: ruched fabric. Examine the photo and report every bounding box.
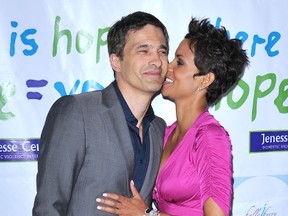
[153,110,232,216]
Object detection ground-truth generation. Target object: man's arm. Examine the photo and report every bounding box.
[32,96,86,216]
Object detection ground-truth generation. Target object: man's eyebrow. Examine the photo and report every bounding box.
[135,44,168,50]
[136,44,150,49]
[160,44,168,50]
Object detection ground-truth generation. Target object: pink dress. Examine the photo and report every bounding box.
[153,110,232,216]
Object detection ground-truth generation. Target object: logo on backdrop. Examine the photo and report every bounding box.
[0,139,39,161]
[250,130,288,152]
[246,204,278,216]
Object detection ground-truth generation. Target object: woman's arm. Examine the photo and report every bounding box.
[204,197,226,216]
[196,123,232,216]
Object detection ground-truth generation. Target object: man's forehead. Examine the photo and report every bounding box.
[125,27,166,48]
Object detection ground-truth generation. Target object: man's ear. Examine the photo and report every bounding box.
[109,54,121,73]
[202,72,215,88]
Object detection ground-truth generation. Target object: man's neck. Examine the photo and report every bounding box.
[123,93,151,125]
[117,85,152,124]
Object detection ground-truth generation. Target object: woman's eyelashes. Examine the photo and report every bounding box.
[177,58,184,66]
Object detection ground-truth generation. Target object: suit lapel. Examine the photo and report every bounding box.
[101,84,134,190]
[140,120,163,201]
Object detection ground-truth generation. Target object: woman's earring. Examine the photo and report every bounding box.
[197,85,202,91]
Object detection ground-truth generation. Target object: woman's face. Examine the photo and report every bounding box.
[162,39,202,102]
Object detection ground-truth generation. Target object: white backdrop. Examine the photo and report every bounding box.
[0,0,287,215]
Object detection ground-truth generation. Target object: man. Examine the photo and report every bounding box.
[32,11,169,215]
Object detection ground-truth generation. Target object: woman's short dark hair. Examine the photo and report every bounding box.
[185,17,249,106]
[107,11,169,60]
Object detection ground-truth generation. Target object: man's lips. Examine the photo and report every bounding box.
[144,70,161,76]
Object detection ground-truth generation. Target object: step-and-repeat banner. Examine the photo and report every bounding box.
[1,0,287,215]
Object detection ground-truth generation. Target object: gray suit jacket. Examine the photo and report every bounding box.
[32,83,166,216]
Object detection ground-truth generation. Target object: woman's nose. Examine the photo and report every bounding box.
[167,62,174,72]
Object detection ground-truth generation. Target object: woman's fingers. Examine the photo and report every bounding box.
[96,185,147,216]
[130,180,141,199]
[96,196,119,207]
[96,191,147,216]
[96,196,120,214]
[96,204,118,214]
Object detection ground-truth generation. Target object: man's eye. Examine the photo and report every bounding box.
[177,60,183,65]
[139,50,148,53]
[159,50,168,55]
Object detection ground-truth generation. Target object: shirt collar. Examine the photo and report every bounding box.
[112,80,155,125]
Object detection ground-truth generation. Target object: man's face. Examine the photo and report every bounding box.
[111,24,168,97]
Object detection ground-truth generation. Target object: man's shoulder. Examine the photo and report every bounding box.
[60,83,115,102]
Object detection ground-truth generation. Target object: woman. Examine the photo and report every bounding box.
[96,17,249,216]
